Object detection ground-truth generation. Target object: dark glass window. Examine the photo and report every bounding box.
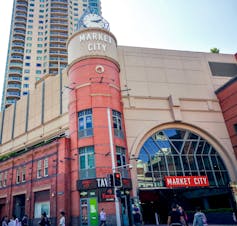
[234,124,237,134]
[78,109,93,138]
[112,110,124,138]
[209,62,237,77]
[79,146,95,179]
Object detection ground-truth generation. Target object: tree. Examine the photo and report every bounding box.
[210,48,220,53]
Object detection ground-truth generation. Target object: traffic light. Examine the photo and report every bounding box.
[116,189,121,198]
[113,172,122,187]
[108,174,114,187]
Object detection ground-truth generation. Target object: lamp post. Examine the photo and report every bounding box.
[107,107,121,226]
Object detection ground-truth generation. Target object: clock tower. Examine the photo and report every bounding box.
[67,13,131,226]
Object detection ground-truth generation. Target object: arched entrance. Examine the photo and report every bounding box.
[135,128,235,224]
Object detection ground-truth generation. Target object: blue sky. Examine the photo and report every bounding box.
[0,0,236,104]
[101,0,237,53]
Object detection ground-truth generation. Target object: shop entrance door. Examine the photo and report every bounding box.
[13,194,25,219]
[80,198,98,226]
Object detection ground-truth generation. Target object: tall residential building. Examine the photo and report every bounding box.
[1,0,101,110]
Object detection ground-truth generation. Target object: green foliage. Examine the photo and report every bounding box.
[0,151,17,162]
[210,47,220,53]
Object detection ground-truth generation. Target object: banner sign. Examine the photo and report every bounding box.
[98,188,115,202]
[165,176,209,188]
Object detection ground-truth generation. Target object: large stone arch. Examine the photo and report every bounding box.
[130,121,237,195]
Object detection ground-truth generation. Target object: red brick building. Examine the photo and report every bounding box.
[0,13,237,226]
[216,76,237,160]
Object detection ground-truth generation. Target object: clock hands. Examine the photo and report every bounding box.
[91,19,102,23]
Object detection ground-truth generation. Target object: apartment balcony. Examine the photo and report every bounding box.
[15,12,27,19]
[14,29,26,35]
[11,49,24,55]
[51,3,68,9]
[50,43,66,48]
[6,91,21,98]
[50,32,68,38]
[15,18,27,23]
[16,6,28,13]
[49,63,60,68]
[51,0,68,4]
[49,50,67,57]
[49,68,59,75]
[50,37,67,44]
[50,15,68,20]
[8,69,23,77]
[51,24,68,30]
[51,20,68,25]
[51,9,68,15]
[50,56,67,61]
[8,76,22,83]
[13,35,25,42]
[7,83,22,92]
[11,47,25,53]
[17,1,28,7]
[50,28,68,36]
[11,55,24,62]
[9,62,23,70]
[6,99,18,106]
[17,0,28,3]
[14,23,26,30]
[12,43,25,50]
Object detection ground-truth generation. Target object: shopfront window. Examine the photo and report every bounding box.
[137,128,230,188]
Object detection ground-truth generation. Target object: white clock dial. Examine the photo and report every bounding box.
[83,14,106,28]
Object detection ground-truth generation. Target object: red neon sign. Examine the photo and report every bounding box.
[165,176,209,188]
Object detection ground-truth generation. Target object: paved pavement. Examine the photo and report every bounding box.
[143,225,237,226]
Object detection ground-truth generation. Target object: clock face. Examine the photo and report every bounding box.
[83,14,106,28]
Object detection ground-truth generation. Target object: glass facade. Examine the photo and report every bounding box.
[137,128,230,188]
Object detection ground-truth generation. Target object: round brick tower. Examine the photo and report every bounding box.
[67,26,131,226]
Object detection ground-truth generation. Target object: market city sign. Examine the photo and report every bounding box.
[78,32,112,52]
[165,176,209,188]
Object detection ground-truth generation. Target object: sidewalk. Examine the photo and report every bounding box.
[143,225,237,226]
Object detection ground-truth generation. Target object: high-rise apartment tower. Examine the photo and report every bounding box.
[1,0,101,110]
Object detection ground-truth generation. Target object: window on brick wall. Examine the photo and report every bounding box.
[234,124,237,134]
[22,166,26,182]
[112,110,124,139]
[16,169,20,184]
[78,109,93,138]
[37,160,42,178]
[44,158,48,177]
[79,146,95,179]
[0,173,2,187]
[3,172,7,187]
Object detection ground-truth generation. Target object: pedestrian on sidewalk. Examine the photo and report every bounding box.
[192,207,207,226]
[99,208,106,226]
[133,209,142,226]
[167,203,184,226]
